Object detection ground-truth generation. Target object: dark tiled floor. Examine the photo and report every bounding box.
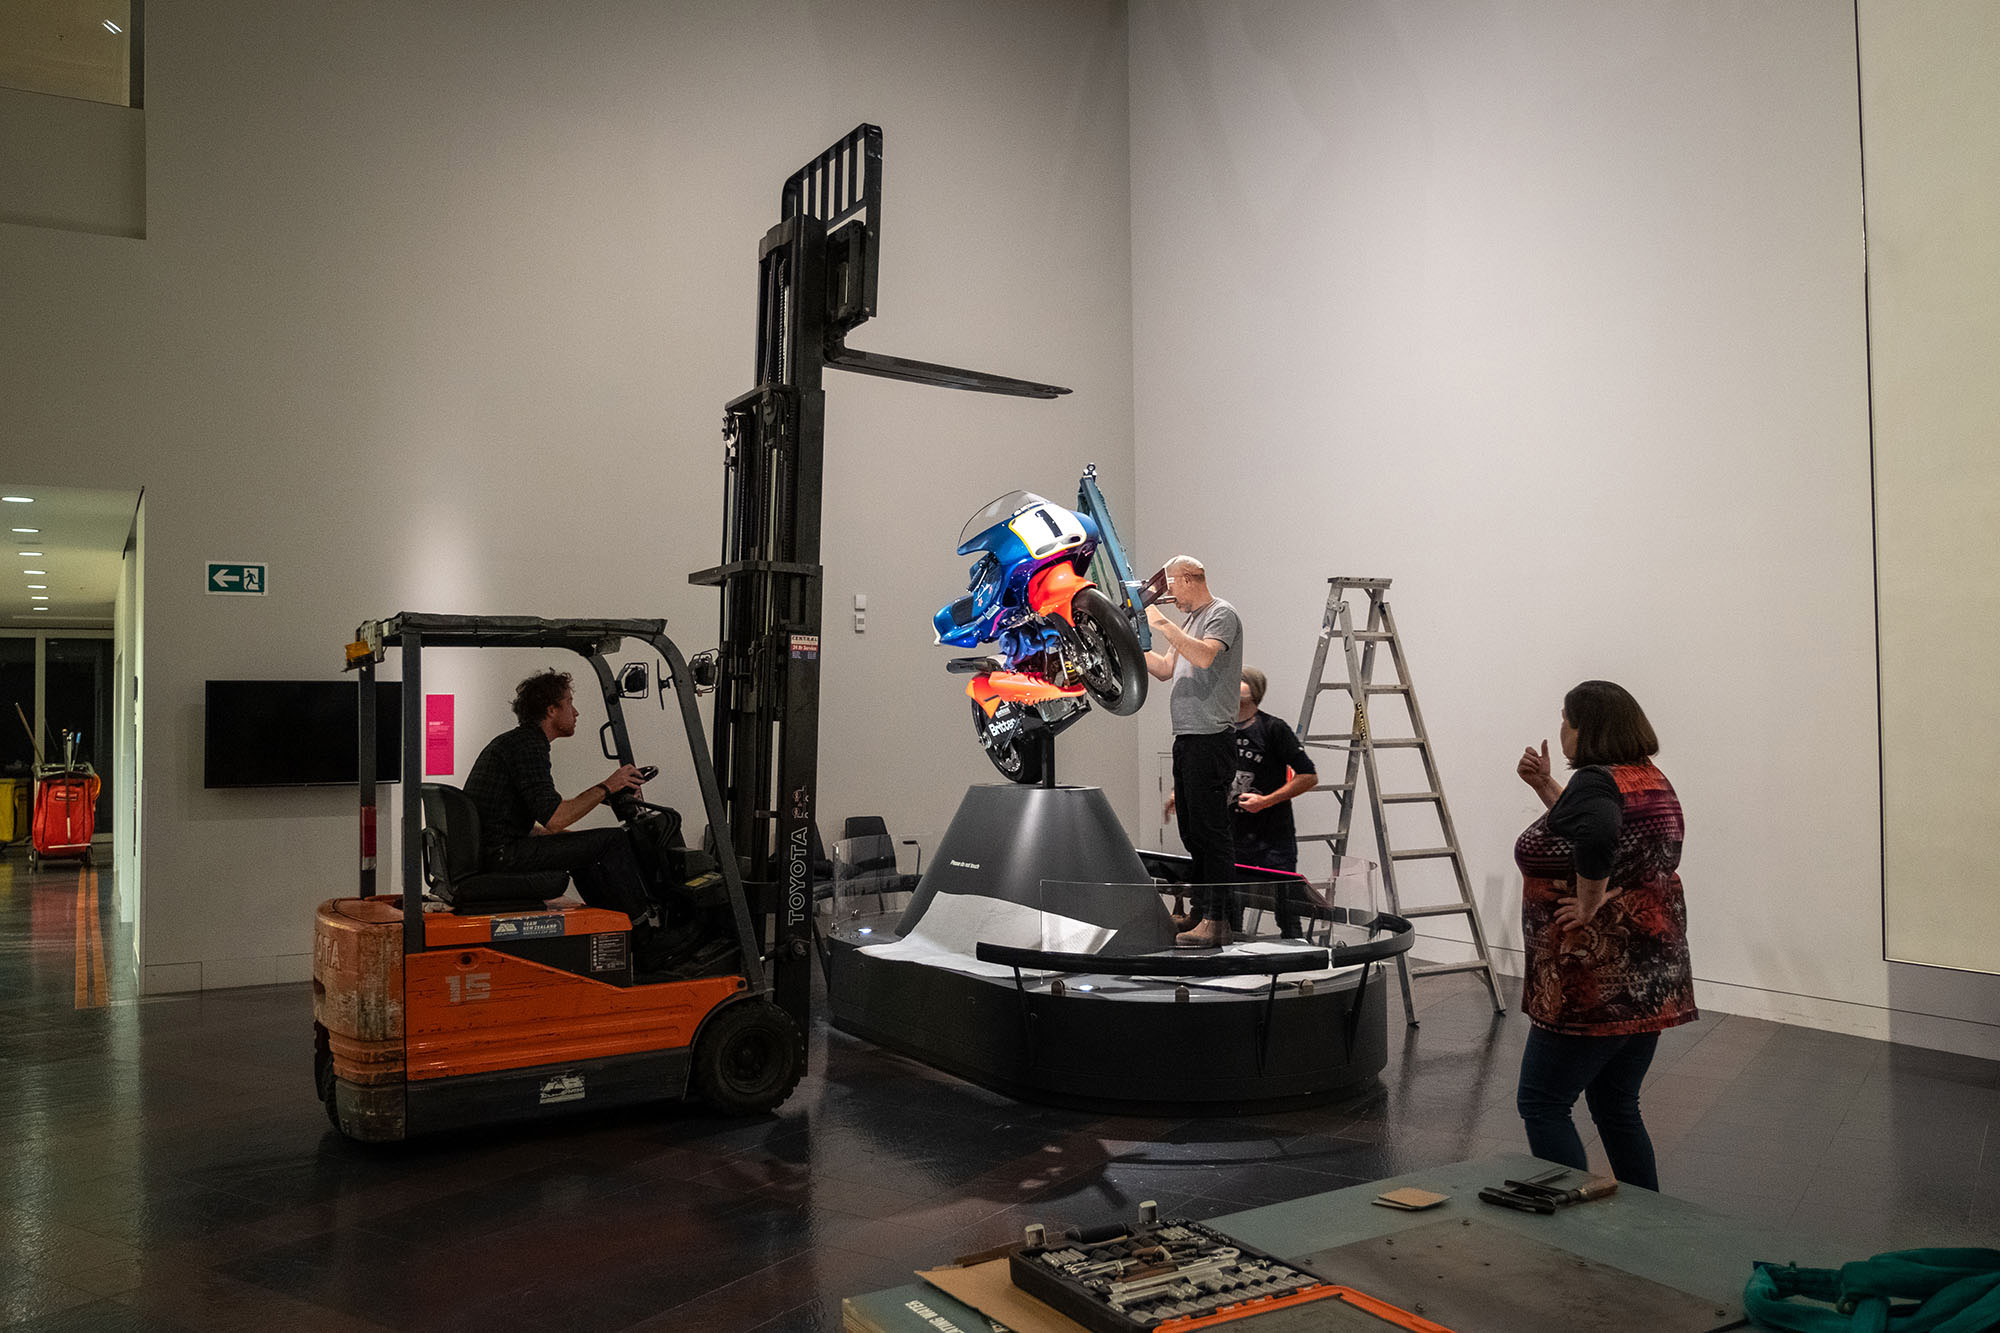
[2,852,1996,1330]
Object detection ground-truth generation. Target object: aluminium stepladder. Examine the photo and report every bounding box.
[1293,578,1505,1025]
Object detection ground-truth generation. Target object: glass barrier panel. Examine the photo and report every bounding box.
[824,833,901,943]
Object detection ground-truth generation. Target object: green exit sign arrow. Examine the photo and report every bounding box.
[207,562,268,595]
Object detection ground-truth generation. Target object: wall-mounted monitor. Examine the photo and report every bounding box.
[203,680,402,788]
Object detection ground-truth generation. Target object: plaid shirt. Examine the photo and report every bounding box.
[462,723,562,855]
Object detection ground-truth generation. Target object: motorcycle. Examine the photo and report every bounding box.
[933,466,1150,784]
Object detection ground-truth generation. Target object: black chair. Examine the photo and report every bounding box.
[836,815,920,909]
[419,783,569,914]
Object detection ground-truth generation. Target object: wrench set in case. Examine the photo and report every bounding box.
[1008,1207,1446,1332]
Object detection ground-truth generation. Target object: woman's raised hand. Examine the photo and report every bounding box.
[1517,739,1551,787]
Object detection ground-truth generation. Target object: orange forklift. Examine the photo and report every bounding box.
[312,124,1067,1140]
[313,614,800,1140]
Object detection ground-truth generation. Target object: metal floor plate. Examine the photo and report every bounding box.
[1297,1218,1742,1333]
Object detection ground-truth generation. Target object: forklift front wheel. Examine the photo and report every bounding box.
[692,1000,803,1115]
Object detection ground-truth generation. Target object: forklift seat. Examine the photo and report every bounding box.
[419,783,569,914]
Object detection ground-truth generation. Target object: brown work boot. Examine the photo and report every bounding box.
[1174,919,1230,949]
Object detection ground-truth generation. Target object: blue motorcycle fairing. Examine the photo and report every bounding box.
[934,501,1102,648]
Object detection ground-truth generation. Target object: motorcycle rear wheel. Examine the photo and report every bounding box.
[1068,587,1148,717]
[971,700,1045,785]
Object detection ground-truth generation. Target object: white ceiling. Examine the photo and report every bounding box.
[0,484,140,627]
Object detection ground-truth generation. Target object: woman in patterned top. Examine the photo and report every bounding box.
[1512,680,1695,1190]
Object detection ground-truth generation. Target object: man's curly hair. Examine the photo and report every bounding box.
[512,669,572,727]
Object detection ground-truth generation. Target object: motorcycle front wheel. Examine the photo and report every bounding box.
[971,700,1045,785]
[1068,587,1148,717]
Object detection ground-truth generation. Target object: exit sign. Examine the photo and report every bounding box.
[206,562,268,595]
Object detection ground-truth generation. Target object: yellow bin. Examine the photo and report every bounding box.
[0,778,25,845]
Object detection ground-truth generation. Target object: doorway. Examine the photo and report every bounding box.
[0,483,144,970]
[1,632,116,836]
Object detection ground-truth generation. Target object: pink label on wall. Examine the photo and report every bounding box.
[425,694,455,775]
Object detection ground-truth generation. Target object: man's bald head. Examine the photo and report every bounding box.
[1164,555,1211,610]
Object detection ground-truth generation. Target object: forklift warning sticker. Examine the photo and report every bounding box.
[789,634,819,660]
[589,932,628,973]
[539,1074,585,1105]
[490,915,563,940]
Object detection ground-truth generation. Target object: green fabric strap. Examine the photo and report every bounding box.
[1745,1251,2000,1333]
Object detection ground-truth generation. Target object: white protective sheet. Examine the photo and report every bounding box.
[857,892,1111,979]
[1149,939,1348,992]
[860,898,1361,989]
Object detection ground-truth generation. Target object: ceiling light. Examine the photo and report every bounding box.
[103,19,122,33]
[31,607,47,612]
[1,497,32,503]
[23,569,44,575]
[18,551,41,557]
[10,528,35,534]
[27,585,45,590]
[31,595,48,601]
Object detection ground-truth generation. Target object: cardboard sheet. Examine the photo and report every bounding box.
[918,1258,1079,1333]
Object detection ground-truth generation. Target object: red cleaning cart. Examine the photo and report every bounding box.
[29,730,100,870]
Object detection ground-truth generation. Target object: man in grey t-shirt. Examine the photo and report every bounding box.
[1146,555,1244,946]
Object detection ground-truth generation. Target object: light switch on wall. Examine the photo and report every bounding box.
[853,592,867,634]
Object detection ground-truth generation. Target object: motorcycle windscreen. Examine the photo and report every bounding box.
[957,490,1049,551]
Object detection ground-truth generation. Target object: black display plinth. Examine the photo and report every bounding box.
[824,782,1396,1114]
[894,783,1174,955]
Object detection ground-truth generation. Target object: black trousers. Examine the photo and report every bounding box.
[1517,1027,1662,1190]
[1238,834,1305,936]
[1173,729,1237,923]
[491,827,653,922]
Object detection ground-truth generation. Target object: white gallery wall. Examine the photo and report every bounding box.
[1128,0,2000,1058]
[0,0,1133,992]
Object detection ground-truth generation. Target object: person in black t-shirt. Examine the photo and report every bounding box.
[1167,667,1319,937]
[463,670,664,957]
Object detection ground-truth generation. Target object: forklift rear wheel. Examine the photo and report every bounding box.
[692,1000,802,1114]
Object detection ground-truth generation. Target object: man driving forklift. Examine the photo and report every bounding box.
[464,669,676,971]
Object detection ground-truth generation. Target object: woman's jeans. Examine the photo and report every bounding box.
[1516,1026,1661,1191]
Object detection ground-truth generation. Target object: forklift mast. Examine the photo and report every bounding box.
[691,125,1068,1032]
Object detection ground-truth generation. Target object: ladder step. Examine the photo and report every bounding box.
[1399,903,1478,919]
[1388,846,1457,861]
[1410,960,1498,979]
[1363,684,1409,695]
[1381,791,1441,804]
[1302,736,1425,748]
[1370,738,1426,748]
[1353,631,1393,641]
[1296,783,1354,796]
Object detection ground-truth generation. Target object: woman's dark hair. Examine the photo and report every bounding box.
[1563,679,1658,767]
[512,669,572,726]
[1240,666,1268,707]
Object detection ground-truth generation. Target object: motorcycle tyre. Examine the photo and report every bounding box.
[1068,586,1148,717]
[971,700,1044,786]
